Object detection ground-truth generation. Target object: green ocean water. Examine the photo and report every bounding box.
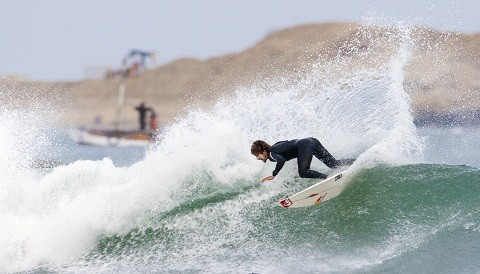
[56,163,477,273]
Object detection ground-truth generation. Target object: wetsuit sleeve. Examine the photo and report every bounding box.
[270,152,286,176]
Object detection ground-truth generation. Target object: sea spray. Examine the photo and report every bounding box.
[353,25,425,166]
[0,24,429,272]
[0,107,58,271]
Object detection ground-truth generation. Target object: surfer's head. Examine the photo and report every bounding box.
[251,140,271,163]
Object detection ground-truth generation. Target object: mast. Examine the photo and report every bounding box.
[113,79,126,131]
[113,49,155,131]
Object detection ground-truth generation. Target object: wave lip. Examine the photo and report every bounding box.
[0,23,434,272]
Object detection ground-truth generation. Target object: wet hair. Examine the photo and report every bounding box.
[251,140,271,155]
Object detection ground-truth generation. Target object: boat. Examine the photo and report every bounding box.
[68,81,155,146]
[70,51,158,147]
[69,127,152,147]
[68,81,155,147]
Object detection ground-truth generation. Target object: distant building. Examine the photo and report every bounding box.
[0,73,30,82]
[83,66,112,80]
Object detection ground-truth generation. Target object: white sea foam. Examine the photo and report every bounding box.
[0,24,426,272]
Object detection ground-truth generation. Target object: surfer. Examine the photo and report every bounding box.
[251,138,354,182]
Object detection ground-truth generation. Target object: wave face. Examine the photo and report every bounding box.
[2,25,476,273]
[69,164,480,273]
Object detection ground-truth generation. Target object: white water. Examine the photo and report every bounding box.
[0,25,424,272]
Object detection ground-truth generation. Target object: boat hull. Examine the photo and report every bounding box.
[69,128,151,147]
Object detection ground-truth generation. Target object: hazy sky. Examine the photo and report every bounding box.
[1,0,478,81]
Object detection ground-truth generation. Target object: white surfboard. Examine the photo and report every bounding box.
[279,171,350,208]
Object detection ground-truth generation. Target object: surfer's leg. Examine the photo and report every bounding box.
[310,138,338,169]
[297,138,328,179]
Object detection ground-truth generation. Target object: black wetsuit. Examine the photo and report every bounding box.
[268,137,344,179]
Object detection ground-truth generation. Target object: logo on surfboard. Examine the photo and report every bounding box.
[279,197,293,208]
[313,193,327,205]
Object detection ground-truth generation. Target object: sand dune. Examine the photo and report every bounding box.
[2,22,479,127]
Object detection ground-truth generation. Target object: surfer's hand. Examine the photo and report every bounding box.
[261,175,275,183]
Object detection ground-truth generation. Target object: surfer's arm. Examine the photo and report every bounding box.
[271,152,286,176]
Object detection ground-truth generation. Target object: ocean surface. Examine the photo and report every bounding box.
[1,25,479,273]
